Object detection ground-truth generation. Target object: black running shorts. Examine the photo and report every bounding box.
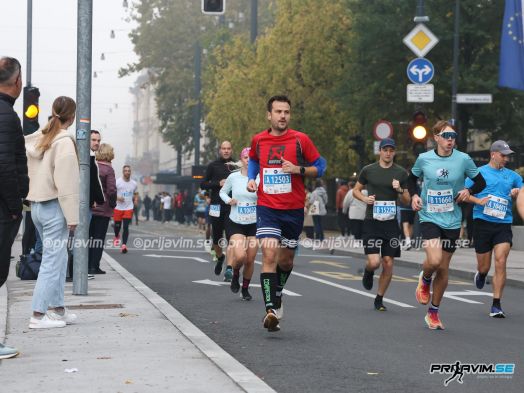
[362,219,402,257]
[473,218,513,254]
[420,222,460,254]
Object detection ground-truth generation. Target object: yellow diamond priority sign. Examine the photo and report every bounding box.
[403,24,439,58]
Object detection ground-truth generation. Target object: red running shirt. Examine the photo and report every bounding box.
[249,129,321,210]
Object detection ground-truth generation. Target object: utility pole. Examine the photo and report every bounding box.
[26,0,32,87]
[193,42,202,166]
[451,0,461,136]
[73,0,93,295]
[250,0,258,43]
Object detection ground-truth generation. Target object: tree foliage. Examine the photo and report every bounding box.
[126,0,524,176]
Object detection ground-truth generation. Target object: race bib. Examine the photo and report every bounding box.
[237,202,257,223]
[427,189,454,213]
[483,195,508,219]
[262,168,292,194]
[209,204,221,217]
[373,201,396,221]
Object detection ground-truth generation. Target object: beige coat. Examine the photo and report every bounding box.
[25,130,79,225]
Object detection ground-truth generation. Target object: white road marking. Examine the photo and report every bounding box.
[443,290,492,304]
[254,261,415,308]
[144,254,209,263]
[192,279,301,296]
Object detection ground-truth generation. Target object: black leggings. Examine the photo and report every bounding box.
[114,218,131,245]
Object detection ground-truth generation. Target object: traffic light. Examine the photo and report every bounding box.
[349,135,365,154]
[23,86,40,135]
[202,0,225,15]
[409,110,428,156]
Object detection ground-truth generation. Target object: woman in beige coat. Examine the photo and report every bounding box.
[25,96,79,329]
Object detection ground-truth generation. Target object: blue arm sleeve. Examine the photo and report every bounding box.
[311,157,327,178]
[248,158,260,181]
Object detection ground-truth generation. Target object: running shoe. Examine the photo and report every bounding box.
[121,244,128,254]
[415,271,430,305]
[489,306,506,318]
[474,271,486,290]
[374,300,387,311]
[214,255,224,275]
[425,309,444,330]
[274,301,284,320]
[362,269,374,291]
[240,288,252,301]
[223,267,233,282]
[230,275,240,293]
[113,236,120,247]
[263,309,280,332]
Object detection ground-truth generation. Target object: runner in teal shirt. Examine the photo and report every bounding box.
[408,120,486,330]
[465,140,523,318]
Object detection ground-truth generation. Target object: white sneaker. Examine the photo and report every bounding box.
[275,301,284,320]
[29,314,66,329]
[47,310,78,325]
[204,240,212,253]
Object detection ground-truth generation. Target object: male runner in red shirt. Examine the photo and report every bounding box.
[247,95,326,332]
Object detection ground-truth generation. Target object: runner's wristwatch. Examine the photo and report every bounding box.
[300,166,306,175]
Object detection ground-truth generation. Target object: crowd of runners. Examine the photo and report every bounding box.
[195,95,524,333]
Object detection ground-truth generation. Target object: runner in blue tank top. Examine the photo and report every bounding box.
[465,140,522,318]
[408,120,486,330]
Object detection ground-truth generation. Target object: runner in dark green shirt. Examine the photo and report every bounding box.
[353,138,410,311]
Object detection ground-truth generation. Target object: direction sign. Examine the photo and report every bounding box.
[407,58,434,84]
[373,120,393,140]
[407,84,434,103]
[403,24,439,58]
[456,94,493,104]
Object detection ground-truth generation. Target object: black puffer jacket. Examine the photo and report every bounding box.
[0,92,29,219]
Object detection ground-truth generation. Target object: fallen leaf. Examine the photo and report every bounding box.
[97,356,112,360]
[125,380,133,384]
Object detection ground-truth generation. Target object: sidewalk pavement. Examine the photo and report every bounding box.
[0,239,275,393]
[311,233,524,289]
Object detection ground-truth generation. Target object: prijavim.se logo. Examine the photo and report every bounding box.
[430,361,515,386]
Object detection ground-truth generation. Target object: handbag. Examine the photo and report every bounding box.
[308,200,320,216]
[16,253,41,280]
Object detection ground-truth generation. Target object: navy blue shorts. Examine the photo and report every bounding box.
[256,205,304,249]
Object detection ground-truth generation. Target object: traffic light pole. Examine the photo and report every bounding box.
[73,0,93,295]
[193,42,201,166]
[450,0,460,130]
[26,0,32,87]
[250,0,258,43]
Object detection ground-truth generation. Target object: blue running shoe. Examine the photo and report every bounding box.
[489,306,505,318]
[223,267,233,282]
[474,271,486,290]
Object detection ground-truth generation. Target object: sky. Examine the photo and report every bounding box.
[0,0,139,172]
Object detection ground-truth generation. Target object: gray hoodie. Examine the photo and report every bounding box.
[310,186,328,216]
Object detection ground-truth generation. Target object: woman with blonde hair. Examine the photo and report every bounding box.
[89,143,117,275]
[25,96,79,329]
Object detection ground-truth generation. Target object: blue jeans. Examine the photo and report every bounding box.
[30,199,69,313]
[312,215,324,241]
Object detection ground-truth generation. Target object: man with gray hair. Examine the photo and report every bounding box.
[0,56,29,359]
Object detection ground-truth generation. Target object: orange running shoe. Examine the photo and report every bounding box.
[425,309,444,330]
[415,271,431,305]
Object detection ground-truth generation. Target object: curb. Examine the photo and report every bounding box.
[327,247,524,290]
[102,252,276,393]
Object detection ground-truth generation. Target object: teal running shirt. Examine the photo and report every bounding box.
[465,164,523,224]
[411,149,479,229]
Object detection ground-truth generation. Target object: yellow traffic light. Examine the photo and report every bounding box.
[412,125,427,140]
[25,104,39,119]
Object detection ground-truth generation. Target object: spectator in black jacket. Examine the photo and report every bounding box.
[0,56,29,359]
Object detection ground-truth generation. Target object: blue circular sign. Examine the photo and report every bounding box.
[407,58,434,84]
